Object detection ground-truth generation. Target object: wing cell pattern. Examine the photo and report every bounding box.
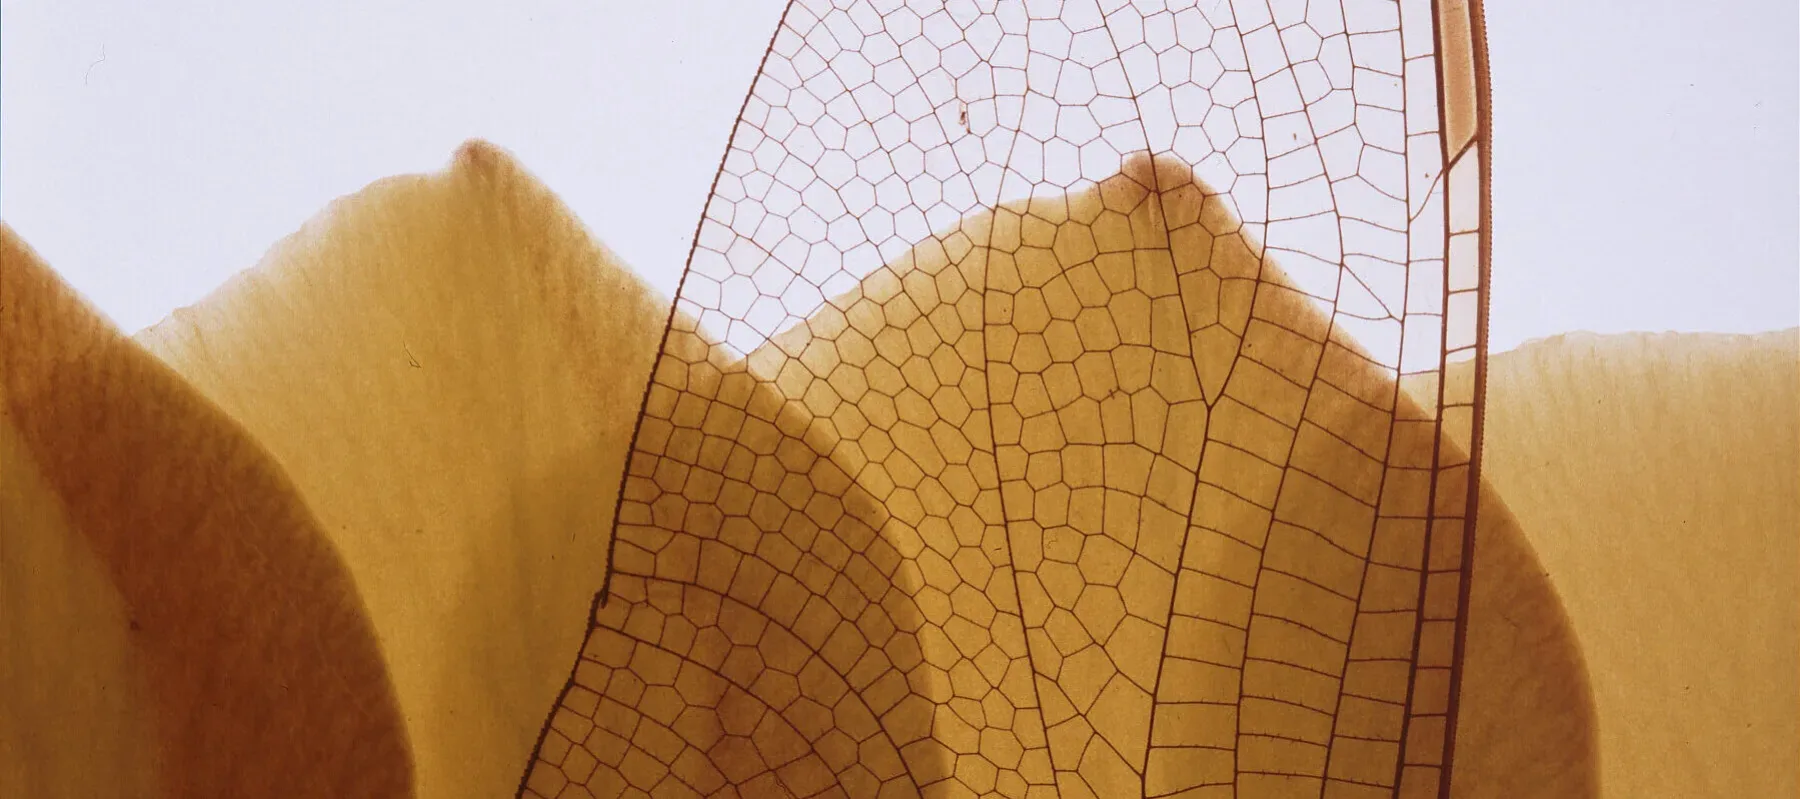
[520,1,1488,797]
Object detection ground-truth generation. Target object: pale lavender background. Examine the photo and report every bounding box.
[3,0,1795,353]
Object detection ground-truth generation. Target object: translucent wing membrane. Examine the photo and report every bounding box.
[521,1,1488,797]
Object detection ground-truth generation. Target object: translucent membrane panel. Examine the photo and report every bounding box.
[518,2,1492,797]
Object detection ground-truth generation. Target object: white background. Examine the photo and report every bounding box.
[3,0,1795,352]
